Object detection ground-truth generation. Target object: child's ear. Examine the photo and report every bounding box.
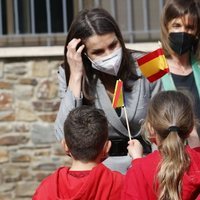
[61,139,70,155]
[104,140,111,154]
[147,122,156,137]
[100,140,111,162]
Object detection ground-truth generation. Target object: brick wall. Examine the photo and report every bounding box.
[0,56,72,199]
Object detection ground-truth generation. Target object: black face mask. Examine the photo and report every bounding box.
[168,32,197,55]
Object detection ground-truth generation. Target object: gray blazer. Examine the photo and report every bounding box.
[54,52,162,141]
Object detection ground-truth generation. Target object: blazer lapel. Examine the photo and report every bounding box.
[95,80,128,137]
[122,78,141,123]
[95,79,142,137]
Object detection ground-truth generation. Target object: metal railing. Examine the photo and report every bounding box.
[0,0,165,47]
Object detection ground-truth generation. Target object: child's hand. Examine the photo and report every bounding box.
[127,139,143,159]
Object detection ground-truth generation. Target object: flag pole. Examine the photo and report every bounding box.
[112,79,132,141]
[123,106,132,141]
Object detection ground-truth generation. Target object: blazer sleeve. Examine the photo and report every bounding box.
[54,66,83,141]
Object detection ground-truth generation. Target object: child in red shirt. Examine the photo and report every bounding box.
[122,91,200,200]
[33,106,124,200]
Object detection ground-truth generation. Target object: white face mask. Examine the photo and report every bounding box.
[86,48,122,76]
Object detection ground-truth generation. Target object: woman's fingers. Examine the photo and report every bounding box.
[66,38,85,76]
[67,38,81,51]
[77,44,85,54]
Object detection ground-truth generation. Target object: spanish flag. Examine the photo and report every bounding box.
[112,80,124,108]
[137,48,169,82]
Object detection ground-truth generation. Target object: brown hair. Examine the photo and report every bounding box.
[160,0,200,59]
[64,106,108,162]
[63,8,139,105]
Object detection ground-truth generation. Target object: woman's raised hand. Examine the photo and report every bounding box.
[67,38,85,98]
[67,38,85,79]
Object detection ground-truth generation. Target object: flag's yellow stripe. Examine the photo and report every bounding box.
[139,55,168,77]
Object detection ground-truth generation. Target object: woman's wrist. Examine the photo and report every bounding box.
[70,72,83,82]
[68,75,82,98]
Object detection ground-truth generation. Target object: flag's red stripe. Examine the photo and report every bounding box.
[137,48,164,66]
[147,68,169,82]
[113,81,123,108]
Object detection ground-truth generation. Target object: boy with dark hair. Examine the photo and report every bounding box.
[33,106,124,200]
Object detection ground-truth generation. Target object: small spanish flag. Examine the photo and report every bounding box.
[137,48,169,82]
[112,80,124,108]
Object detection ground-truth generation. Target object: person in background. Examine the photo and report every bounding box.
[33,106,124,200]
[54,7,162,173]
[160,0,200,146]
[122,91,200,200]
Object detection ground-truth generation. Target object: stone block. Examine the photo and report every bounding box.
[15,182,38,197]
[16,102,37,121]
[31,123,56,144]
[32,61,49,77]
[0,124,12,134]
[0,93,13,111]
[14,85,33,100]
[0,135,28,146]
[4,169,21,182]
[48,60,61,70]
[0,81,13,89]
[0,62,3,78]
[11,153,31,162]
[34,149,51,156]
[0,183,15,192]
[0,149,9,163]
[38,114,56,122]
[37,80,58,99]
[32,100,60,112]
[32,162,57,171]
[0,111,15,121]
[4,63,27,76]
[14,123,29,132]
[0,193,12,200]
[19,78,38,86]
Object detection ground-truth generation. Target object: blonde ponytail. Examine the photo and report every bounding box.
[157,132,190,200]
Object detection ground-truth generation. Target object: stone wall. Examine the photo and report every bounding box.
[0,56,72,199]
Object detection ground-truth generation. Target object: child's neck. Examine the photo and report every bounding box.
[69,160,98,171]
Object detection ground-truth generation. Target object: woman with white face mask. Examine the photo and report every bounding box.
[160,0,200,147]
[55,8,162,174]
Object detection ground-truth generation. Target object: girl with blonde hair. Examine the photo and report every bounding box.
[122,91,200,200]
